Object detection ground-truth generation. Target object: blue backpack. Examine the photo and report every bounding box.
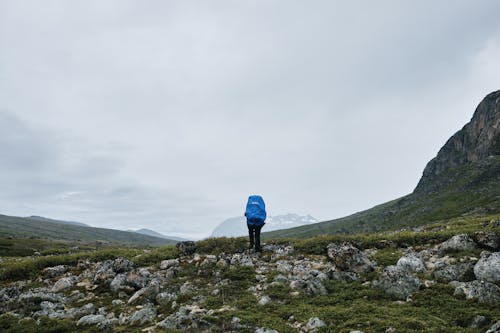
[245,195,267,226]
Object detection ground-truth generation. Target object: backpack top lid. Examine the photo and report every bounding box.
[245,195,266,222]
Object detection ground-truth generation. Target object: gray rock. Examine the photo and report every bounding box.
[110,273,128,293]
[276,260,293,274]
[301,317,326,332]
[52,276,76,293]
[18,291,66,304]
[486,320,500,333]
[180,281,195,295]
[328,269,359,282]
[273,274,289,283]
[433,262,475,282]
[438,234,477,255]
[112,257,135,273]
[156,292,177,306]
[129,305,157,325]
[396,253,426,273]
[305,278,327,296]
[327,242,375,274]
[160,259,180,270]
[450,280,500,304]
[473,231,500,250]
[474,252,500,284]
[373,265,423,300]
[77,314,107,326]
[127,280,160,305]
[42,265,68,278]
[469,315,490,328]
[258,295,271,306]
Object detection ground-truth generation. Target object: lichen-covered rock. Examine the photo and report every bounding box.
[450,280,500,305]
[438,234,477,255]
[396,252,426,273]
[160,259,179,270]
[112,257,135,273]
[129,304,157,325]
[373,265,423,300]
[473,231,500,250]
[326,242,375,274]
[110,273,128,293]
[156,292,177,306]
[301,317,326,333]
[77,314,107,326]
[42,265,68,278]
[474,252,500,284]
[486,320,500,333]
[52,277,76,293]
[433,262,475,282]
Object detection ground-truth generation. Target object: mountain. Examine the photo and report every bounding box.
[264,90,500,239]
[27,215,90,227]
[211,214,318,237]
[0,214,178,246]
[132,228,190,242]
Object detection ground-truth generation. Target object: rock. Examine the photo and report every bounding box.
[273,274,289,283]
[486,320,500,333]
[110,273,128,293]
[473,231,500,250]
[326,242,375,274]
[160,259,179,270]
[305,278,327,296]
[201,255,217,266]
[258,295,271,306]
[438,234,477,255]
[156,292,177,306]
[433,262,475,282]
[474,252,500,284]
[77,314,107,326]
[469,315,490,328]
[301,317,326,332]
[328,269,359,282]
[180,281,195,295]
[93,260,116,284]
[276,260,293,274]
[128,280,160,305]
[396,252,426,273]
[373,265,423,300]
[111,299,124,306]
[216,259,228,268]
[450,280,500,304]
[52,277,76,293]
[130,305,157,325]
[42,265,68,278]
[18,291,66,303]
[112,257,135,273]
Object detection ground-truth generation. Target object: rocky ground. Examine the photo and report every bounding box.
[1,226,500,332]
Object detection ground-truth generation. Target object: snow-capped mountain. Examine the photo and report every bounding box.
[210,213,318,238]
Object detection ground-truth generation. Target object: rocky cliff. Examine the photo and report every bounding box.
[415,90,500,193]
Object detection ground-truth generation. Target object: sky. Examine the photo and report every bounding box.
[1,1,500,239]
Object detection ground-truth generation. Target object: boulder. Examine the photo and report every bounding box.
[396,253,426,273]
[156,292,177,306]
[42,265,68,278]
[473,231,500,250]
[450,280,500,305]
[433,262,475,282]
[160,259,179,270]
[486,320,500,333]
[77,314,107,326]
[373,265,423,300]
[129,304,157,325]
[52,277,76,293]
[474,252,500,284]
[326,243,375,274]
[301,317,326,333]
[438,234,477,255]
[110,273,128,293]
[128,281,160,305]
[112,258,135,273]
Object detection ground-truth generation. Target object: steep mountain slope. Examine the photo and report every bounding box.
[264,90,500,239]
[211,214,318,237]
[132,228,190,242]
[0,214,177,246]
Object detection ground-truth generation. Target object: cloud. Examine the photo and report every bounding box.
[1,1,499,239]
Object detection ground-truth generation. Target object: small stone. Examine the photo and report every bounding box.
[160,259,180,270]
[258,295,271,306]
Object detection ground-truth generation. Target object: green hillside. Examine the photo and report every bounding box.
[0,214,177,247]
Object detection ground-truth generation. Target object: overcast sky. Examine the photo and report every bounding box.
[1,1,499,239]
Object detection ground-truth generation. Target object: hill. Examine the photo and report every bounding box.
[264,90,500,239]
[27,215,89,227]
[132,228,190,242]
[211,214,318,237]
[0,214,178,246]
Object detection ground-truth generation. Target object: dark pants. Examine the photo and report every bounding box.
[248,225,262,251]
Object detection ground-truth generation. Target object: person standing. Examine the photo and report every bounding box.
[244,195,266,252]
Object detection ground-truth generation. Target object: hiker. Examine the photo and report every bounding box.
[244,195,266,252]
